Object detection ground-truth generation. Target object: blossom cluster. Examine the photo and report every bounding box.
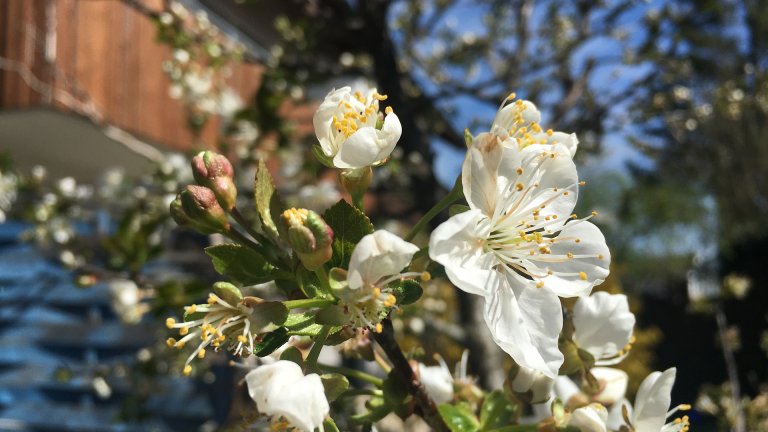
[162,86,689,432]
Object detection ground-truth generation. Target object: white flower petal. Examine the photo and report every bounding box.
[429,210,496,296]
[573,293,635,361]
[607,398,632,430]
[333,113,402,169]
[462,133,505,216]
[569,404,608,432]
[313,87,351,156]
[491,100,541,137]
[554,376,581,405]
[530,131,579,158]
[483,272,563,378]
[633,368,676,432]
[510,365,555,403]
[418,363,454,404]
[246,361,329,432]
[533,221,611,298]
[348,230,418,290]
[591,367,629,406]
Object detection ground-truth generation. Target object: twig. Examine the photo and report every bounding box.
[373,319,449,432]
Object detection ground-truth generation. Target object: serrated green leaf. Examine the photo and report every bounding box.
[321,373,349,402]
[253,327,289,356]
[479,391,517,430]
[438,403,480,432]
[284,311,316,330]
[322,199,374,269]
[288,323,341,337]
[390,279,423,305]
[254,159,285,238]
[205,244,278,285]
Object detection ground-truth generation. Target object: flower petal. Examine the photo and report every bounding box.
[569,404,608,432]
[333,112,402,169]
[530,221,611,298]
[313,87,350,157]
[348,230,418,290]
[418,363,454,404]
[482,271,564,378]
[633,368,676,432]
[491,100,541,138]
[591,367,629,406]
[463,133,505,216]
[530,131,579,158]
[429,210,496,296]
[573,292,634,361]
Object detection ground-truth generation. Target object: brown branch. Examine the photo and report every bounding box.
[373,319,449,432]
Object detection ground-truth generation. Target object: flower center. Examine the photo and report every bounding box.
[332,91,388,138]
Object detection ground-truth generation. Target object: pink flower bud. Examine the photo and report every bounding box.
[191,151,237,210]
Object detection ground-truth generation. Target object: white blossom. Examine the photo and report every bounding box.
[491,97,579,158]
[245,360,329,432]
[573,292,636,365]
[617,368,691,432]
[333,230,420,333]
[569,403,609,432]
[429,127,610,377]
[418,361,454,404]
[313,86,402,169]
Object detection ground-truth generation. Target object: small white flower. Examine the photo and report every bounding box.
[313,86,402,169]
[108,279,146,324]
[509,365,555,404]
[245,360,329,432]
[429,130,610,377]
[618,368,691,432]
[573,292,636,365]
[569,403,608,432]
[491,96,579,158]
[334,230,420,333]
[418,361,454,404]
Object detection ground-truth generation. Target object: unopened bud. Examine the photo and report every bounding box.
[340,167,372,197]
[280,208,333,270]
[191,151,237,210]
[505,363,554,404]
[171,185,230,234]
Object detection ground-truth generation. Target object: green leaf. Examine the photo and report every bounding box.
[484,426,541,432]
[390,279,423,305]
[205,244,278,285]
[438,403,480,432]
[250,301,289,332]
[479,391,518,430]
[312,145,335,167]
[321,373,349,402]
[253,327,289,357]
[322,419,340,432]
[279,346,304,365]
[322,199,374,269]
[315,305,349,326]
[254,159,285,238]
[283,311,341,337]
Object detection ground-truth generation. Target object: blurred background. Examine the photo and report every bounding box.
[0,0,766,430]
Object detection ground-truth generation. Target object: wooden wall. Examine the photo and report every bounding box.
[0,0,264,151]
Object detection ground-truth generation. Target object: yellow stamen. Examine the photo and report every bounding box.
[183,365,192,376]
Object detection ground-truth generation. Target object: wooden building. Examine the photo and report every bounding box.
[0,0,267,180]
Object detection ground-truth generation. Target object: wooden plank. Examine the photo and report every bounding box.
[75,0,110,115]
[52,0,78,112]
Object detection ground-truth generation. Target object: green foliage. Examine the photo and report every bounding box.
[321,373,349,402]
[322,199,374,269]
[254,159,285,239]
[253,328,290,357]
[479,391,518,430]
[204,244,281,285]
[438,403,480,432]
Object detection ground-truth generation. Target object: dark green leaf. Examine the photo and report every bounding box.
[204,244,276,285]
[253,328,289,357]
[279,346,304,365]
[322,199,374,269]
[438,403,480,432]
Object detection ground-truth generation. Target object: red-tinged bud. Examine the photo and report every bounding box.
[191,151,237,210]
[280,208,334,270]
[170,185,230,234]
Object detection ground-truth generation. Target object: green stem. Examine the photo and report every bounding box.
[318,363,384,387]
[352,192,365,212]
[284,298,335,310]
[339,388,383,398]
[224,227,275,263]
[404,176,463,242]
[230,207,270,245]
[314,266,331,293]
[305,325,332,370]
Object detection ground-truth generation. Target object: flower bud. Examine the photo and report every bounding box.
[340,166,372,197]
[191,151,237,210]
[171,185,230,234]
[505,363,554,404]
[280,208,333,270]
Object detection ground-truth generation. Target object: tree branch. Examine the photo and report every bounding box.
[374,319,449,432]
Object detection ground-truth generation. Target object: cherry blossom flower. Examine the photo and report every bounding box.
[245,360,329,432]
[429,112,610,378]
[623,368,691,432]
[573,292,636,365]
[313,86,402,169]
